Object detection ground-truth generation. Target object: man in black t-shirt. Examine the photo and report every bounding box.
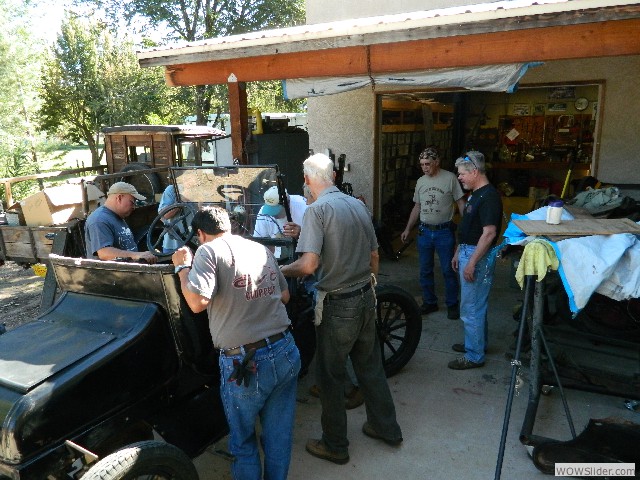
[449,151,503,370]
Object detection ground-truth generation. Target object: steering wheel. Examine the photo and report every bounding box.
[147,203,196,256]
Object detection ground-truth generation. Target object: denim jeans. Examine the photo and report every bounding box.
[417,225,459,307]
[458,244,498,364]
[315,289,402,453]
[219,332,300,480]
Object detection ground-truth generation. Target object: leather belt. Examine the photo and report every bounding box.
[221,328,290,356]
[419,221,451,231]
[326,282,372,300]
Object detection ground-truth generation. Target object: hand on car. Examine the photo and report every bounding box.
[172,246,193,268]
[134,251,158,264]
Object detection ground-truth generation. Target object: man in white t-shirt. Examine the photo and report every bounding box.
[254,186,307,258]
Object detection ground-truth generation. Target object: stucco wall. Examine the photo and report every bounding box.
[307,89,376,202]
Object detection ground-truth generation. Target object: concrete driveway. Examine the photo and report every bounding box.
[194,250,639,479]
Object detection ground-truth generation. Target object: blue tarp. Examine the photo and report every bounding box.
[504,206,640,314]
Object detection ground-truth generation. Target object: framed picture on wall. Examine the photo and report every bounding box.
[533,103,546,115]
[548,86,575,99]
[512,103,530,116]
[548,102,567,112]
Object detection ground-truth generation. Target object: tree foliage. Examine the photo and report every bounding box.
[38,15,171,166]
[73,0,306,123]
[0,0,46,205]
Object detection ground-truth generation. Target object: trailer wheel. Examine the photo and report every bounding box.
[118,164,162,204]
[376,285,422,377]
[81,440,197,480]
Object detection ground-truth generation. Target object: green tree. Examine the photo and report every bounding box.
[38,14,169,166]
[73,0,306,123]
[0,0,46,206]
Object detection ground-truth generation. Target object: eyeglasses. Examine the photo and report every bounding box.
[464,155,479,170]
[120,195,137,207]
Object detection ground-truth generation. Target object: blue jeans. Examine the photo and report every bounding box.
[458,244,498,364]
[219,332,300,480]
[316,289,402,453]
[417,225,459,307]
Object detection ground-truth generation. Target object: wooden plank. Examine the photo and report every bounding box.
[513,218,640,237]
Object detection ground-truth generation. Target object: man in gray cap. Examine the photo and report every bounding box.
[84,182,157,263]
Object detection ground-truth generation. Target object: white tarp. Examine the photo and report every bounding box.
[283,62,541,99]
[503,206,640,314]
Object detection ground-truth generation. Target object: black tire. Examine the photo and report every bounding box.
[118,164,162,204]
[376,284,422,377]
[81,440,198,480]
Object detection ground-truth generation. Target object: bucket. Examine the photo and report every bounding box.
[5,211,19,226]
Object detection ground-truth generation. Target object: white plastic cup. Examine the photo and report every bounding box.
[546,200,564,225]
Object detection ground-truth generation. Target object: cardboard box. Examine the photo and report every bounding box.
[20,184,105,226]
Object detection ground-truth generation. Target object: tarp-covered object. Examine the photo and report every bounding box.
[504,206,640,313]
[283,62,541,99]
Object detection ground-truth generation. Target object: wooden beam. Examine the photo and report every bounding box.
[370,19,640,72]
[164,19,640,86]
[165,46,368,87]
[228,78,248,163]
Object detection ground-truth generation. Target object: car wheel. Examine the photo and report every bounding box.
[81,440,198,480]
[376,284,422,377]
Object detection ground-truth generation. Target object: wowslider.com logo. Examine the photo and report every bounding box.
[555,463,635,477]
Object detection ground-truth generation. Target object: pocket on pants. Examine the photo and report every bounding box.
[221,356,259,399]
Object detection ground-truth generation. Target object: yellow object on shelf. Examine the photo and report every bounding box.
[32,264,48,277]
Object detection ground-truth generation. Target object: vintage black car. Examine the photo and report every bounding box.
[0,165,420,479]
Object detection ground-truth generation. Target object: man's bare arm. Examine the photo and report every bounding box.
[280,252,319,278]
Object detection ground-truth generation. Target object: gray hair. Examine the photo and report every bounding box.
[303,153,334,184]
[455,151,486,174]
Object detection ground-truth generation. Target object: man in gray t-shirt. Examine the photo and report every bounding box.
[400,146,465,319]
[281,153,402,465]
[172,206,299,479]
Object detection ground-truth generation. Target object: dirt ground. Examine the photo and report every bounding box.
[0,261,45,331]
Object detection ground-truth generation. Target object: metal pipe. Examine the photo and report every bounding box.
[494,274,535,480]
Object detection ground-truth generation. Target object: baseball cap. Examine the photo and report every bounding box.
[262,186,284,216]
[107,182,146,201]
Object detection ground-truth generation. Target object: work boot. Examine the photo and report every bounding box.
[447,356,485,370]
[305,439,349,465]
[362,422,403,447]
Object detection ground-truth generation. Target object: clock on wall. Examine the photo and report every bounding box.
[574,97,589,111]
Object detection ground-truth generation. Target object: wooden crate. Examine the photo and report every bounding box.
[0,226,68,264]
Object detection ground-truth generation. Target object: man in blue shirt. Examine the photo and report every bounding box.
[85,182,157,263]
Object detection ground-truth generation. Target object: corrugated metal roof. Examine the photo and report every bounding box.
[137,0,640,66]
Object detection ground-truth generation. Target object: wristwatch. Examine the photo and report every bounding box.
[175,264,191,274]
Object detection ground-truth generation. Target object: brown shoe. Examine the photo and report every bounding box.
[345,386,364,410]
[362,422,403,447]
[447,356,485,370]
[305,439,349,464]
